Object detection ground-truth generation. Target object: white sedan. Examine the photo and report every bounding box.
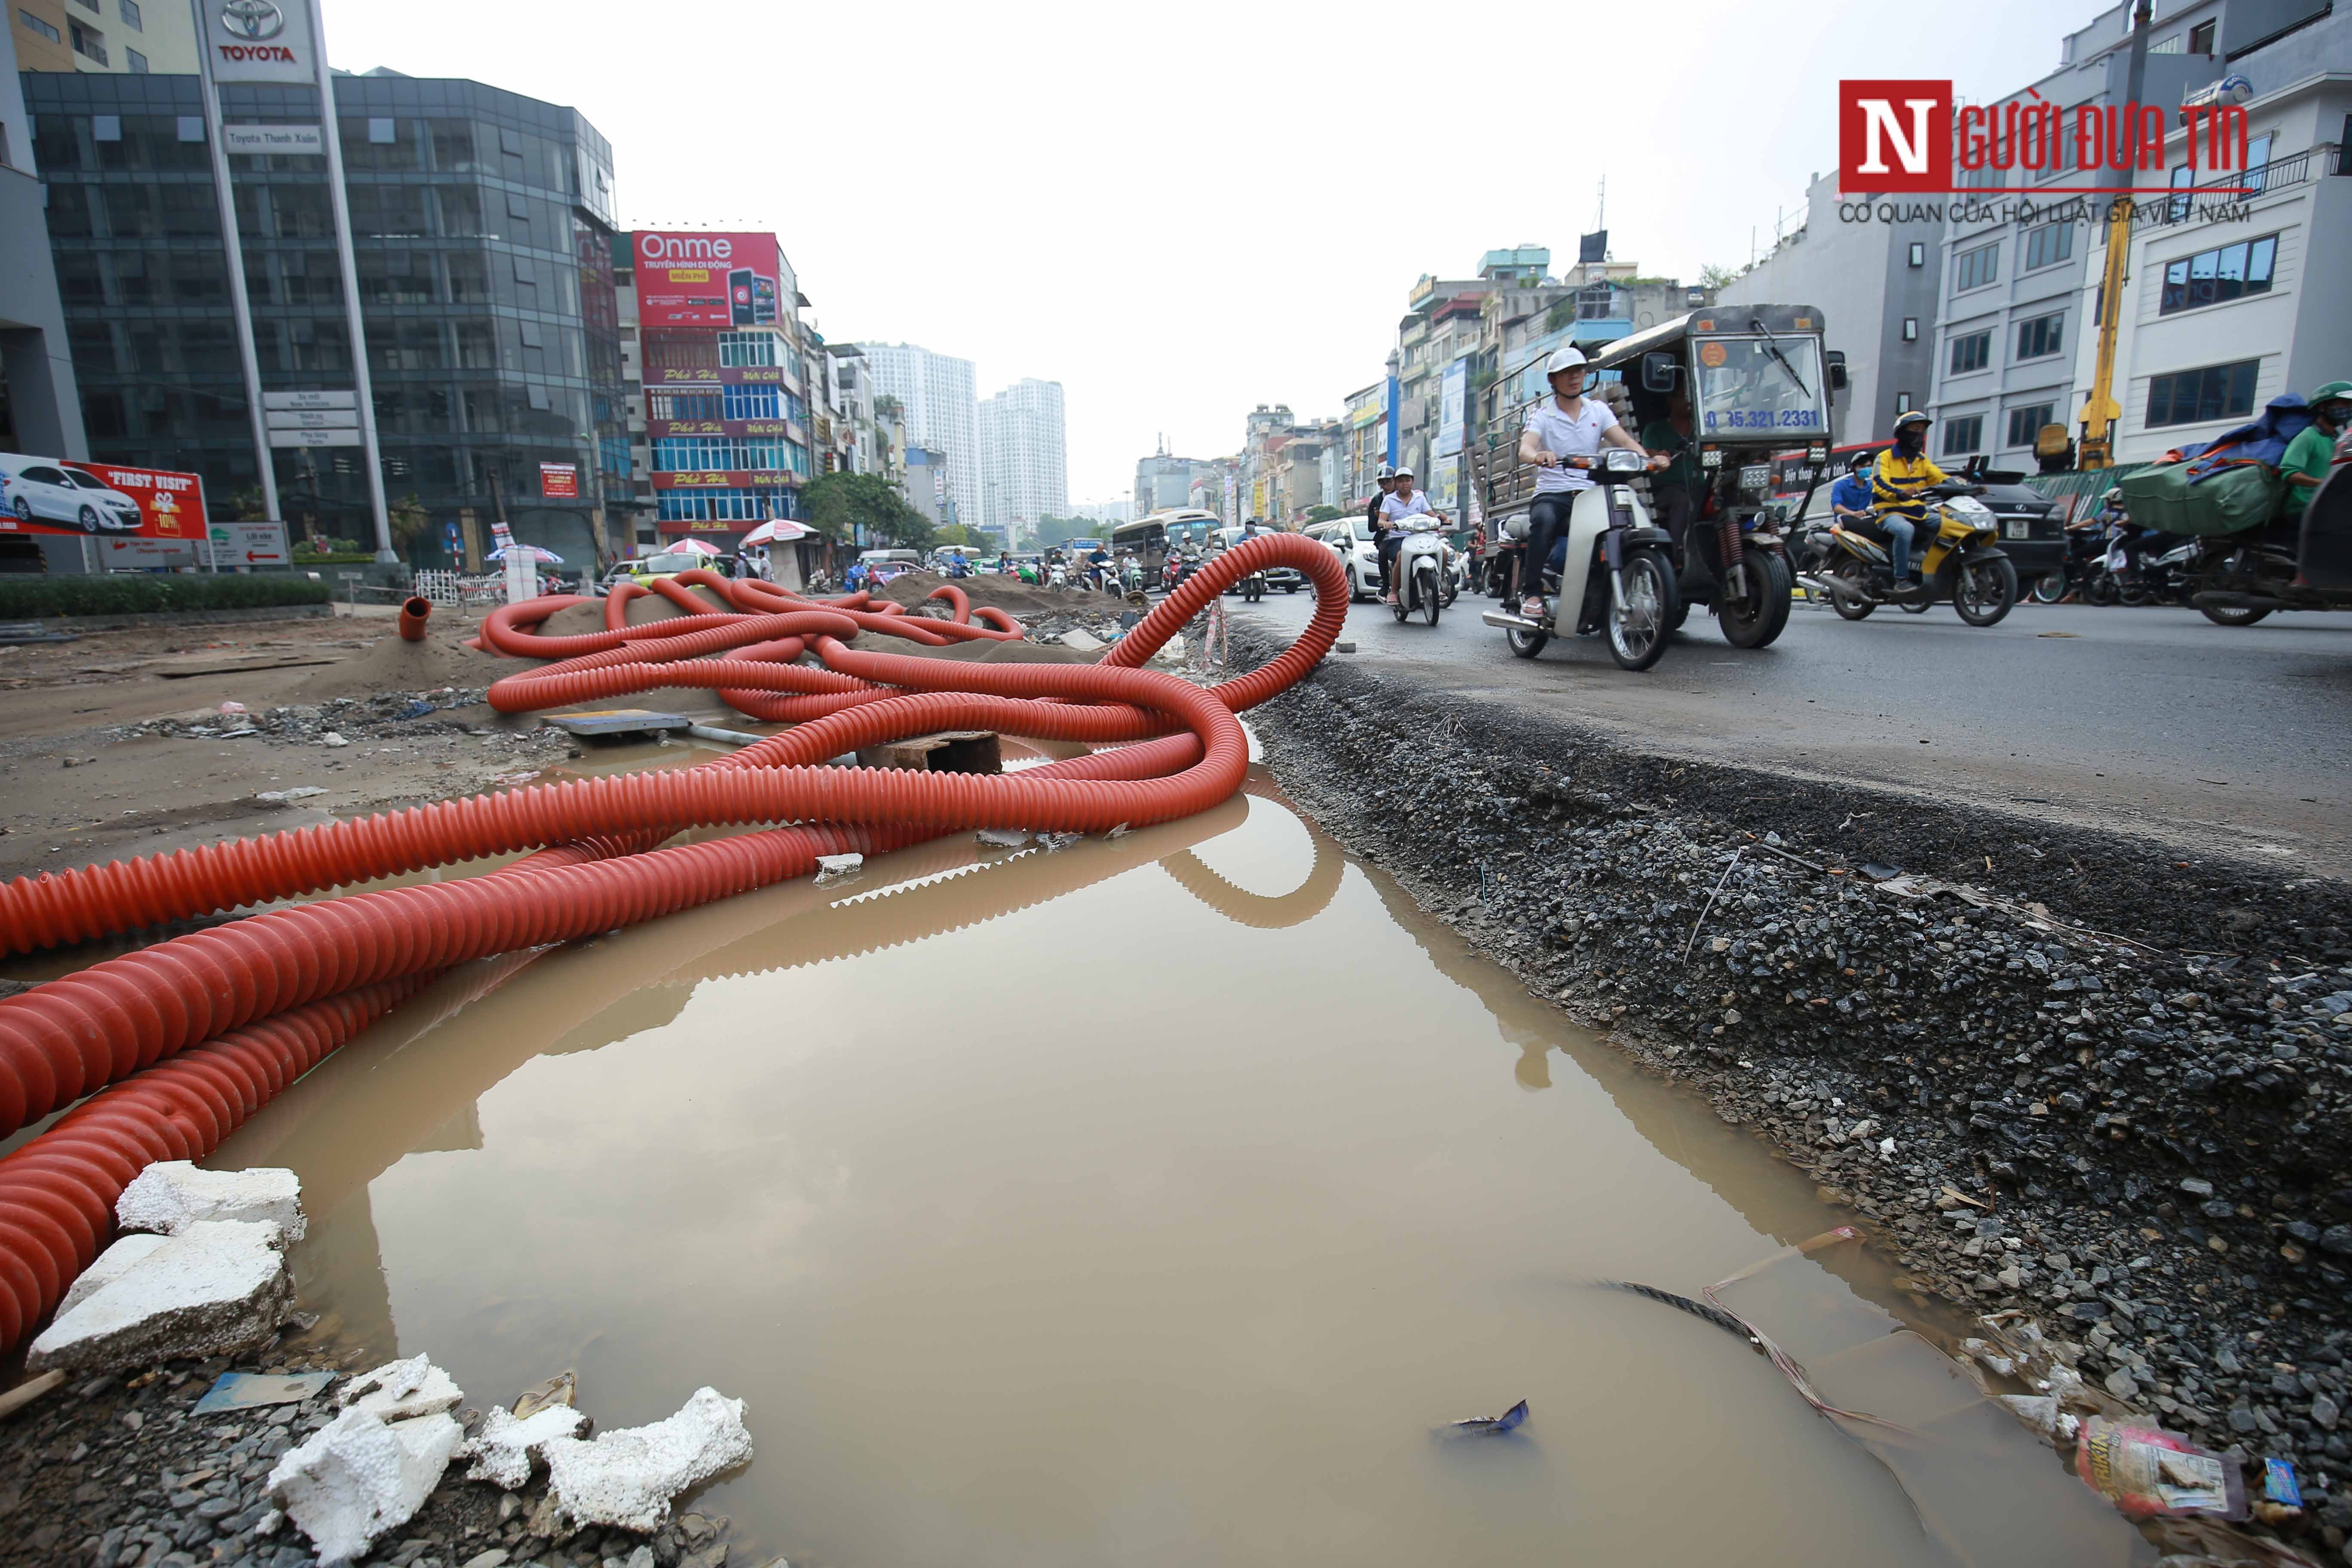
[0,460,144,532]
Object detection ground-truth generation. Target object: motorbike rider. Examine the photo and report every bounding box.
[1869,411,1945,598]
[1516,346,1663,618]
[1378,467,1448,603]
[1365,464,1398,593]
[1829,451,1877,523]
[2282,380,2352,521]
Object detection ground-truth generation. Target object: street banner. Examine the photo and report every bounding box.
[540,462,579,499]
[200,519,290,567]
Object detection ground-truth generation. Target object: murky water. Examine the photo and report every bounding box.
[206,770,2147,1567]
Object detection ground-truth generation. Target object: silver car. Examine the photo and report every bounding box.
[0,457,144,532]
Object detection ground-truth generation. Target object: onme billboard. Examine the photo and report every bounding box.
[0,454,211,540]
[633,231,786,329]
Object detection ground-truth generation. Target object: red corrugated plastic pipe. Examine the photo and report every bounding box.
[396,596,432,642]
[0,533,1343,1351]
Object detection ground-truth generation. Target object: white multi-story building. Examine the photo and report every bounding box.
[1925,0,2352,470]
[977,377,1067,538]
[858,342,980,530]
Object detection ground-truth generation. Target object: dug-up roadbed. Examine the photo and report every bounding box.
[1227,621,2352,1548]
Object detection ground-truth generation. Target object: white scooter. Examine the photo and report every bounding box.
[1479,448,1680,671]
[1391,518,1447,625]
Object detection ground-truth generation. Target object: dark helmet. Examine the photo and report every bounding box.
[1846,450,1874,473]
[1892,410,1932,436]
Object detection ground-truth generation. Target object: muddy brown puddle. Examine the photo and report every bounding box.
[206,769,2148,1567]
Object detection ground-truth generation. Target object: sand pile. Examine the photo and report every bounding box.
[878,572,1112,617]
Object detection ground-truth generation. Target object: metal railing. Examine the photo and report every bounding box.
[2156,143,2343,222]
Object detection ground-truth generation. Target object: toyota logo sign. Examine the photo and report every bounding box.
[220,0,286,40]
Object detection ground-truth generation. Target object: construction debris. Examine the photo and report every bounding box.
[116,1161,308,1241]
[540,1386,752,1532]
[27,1220,294,1374]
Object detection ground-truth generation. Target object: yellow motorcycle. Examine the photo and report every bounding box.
[1798,481,2018,626]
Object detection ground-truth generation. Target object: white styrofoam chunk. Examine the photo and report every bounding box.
[268,1406,463,1563]
[338,1354,464,1421]
[54,1232,169,1317]
[542,1387,753,1531]
[462,1401,590,1490]
[116,1161,307,1241]
[28,1220,290,1374]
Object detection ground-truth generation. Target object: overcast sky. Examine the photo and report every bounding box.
[326,0,2091,503]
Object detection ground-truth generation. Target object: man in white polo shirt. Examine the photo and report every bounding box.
[1377,466,1446,603]
[1514,346,1660,618]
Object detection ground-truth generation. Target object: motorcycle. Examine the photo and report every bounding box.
[1479,448,1680,671]
[1048,561,1069,590]
[2029,517,2106,604]
[1390,518,1447,625]
[1798,481,2018,626]
[2082,518,2193,607]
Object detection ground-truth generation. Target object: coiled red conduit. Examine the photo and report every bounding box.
[0,535,1344,1350]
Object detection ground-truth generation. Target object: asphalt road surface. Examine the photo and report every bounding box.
[1229,585,2352,875]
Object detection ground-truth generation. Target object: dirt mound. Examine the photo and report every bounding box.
[289,625,499,697]
[877,571,1115,617]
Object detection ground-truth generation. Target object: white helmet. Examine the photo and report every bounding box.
[1393,464,1415,479]
[1545,346,1589,377]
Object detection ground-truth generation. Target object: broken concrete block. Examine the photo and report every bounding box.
[464,1401,591,1490]
[1060,628,1103,652]
[116,1161,306,1241]
[268,1406,464,1563]
[339,1354,464,1422]
[54,1232,168,1317]
[28,1220,290,1374]
[1153,634,1187,664]
[812,853,863,886]
[542,1386,752,1532]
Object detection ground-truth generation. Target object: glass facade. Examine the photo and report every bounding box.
[23,71,625,567]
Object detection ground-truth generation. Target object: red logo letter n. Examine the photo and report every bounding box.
[1840,80,1953,193]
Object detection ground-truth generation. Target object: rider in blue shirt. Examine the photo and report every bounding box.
[1828,452,1876,523]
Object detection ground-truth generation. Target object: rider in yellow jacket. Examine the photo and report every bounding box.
[1868,409,1945,594]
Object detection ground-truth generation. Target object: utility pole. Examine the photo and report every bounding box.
[2080,0,2155,470]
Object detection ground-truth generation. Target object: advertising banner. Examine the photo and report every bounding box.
[1436,360,1468,458]
[0,454,209,540]
[204,0,322,87]
[632,231,785,329]
[656,517,753,536]
[647,420,798,441]
[649,470,802,490]
[539,462,579,499]
[643,364,790,389]
[102,536,201,570]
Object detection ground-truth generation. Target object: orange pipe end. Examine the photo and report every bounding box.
[398,596,432,642]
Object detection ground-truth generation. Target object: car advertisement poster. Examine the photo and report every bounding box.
[632,231,784,328]
[0,454,210,540]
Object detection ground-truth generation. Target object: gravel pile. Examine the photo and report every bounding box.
[1,1347,766,1568]
[110,692,571,764]
[1228,622,2352,1541]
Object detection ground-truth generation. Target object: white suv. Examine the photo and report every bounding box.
[0,456,144,532]
[1303,515,1383,601]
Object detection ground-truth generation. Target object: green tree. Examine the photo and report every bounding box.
[1698,263,1739,289]
[934,523,986,549]
[801,471,933,550]
[1305,504,1342,524]
[389,493,432,557]
[1032,514,1098,548]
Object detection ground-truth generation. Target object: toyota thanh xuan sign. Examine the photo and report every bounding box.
[206,0,318,85]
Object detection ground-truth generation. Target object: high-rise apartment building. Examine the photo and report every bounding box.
[977,377,1065,539]
[858,341,977,528]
